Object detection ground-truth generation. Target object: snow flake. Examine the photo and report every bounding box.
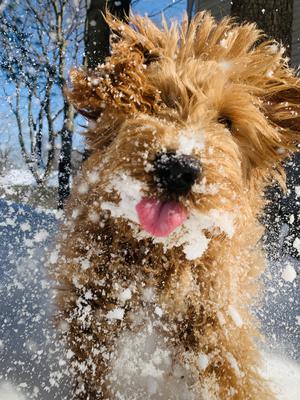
[226,352,244,378]
[281,263,297,283]
[33,229,49,243]
[107,308,125,320]
[198,353,209,371]
[81,259,90,271]
[228,305,243,328]
[154,306,163,318]
[20,222,31,232]
[88,211,100,223]
[87,170,100,184]
[217,311,226,326]
[71,208,81,219]
[66,349,74,359]
[293,238,300,255]
[177,129,205,155]
[268,44,279,54]
[101,173,144,223]
[49,250,59,264]
[78,182,89,194]
[119,288,132,302]
[219,60,232,72]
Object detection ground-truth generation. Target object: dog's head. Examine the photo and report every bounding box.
[68,12,299,260]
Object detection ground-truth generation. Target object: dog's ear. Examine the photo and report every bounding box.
[67,15,164,121]
[249,45,300,185]
[262,85,300,145]
[260,76,300,187]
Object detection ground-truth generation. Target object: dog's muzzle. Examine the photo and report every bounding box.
[153,152,201,196]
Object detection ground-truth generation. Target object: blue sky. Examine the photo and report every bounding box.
[0,1,188,165]
[133,0,186,23]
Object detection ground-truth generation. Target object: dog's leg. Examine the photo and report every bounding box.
[56,284,121,399]
[158,249,275,400]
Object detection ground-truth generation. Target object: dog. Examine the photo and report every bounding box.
[52,12,300,399]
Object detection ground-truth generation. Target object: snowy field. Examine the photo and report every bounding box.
[0,199,299,399]
[0,170,59,188]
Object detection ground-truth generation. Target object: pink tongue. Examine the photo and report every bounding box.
[136,198,187,237]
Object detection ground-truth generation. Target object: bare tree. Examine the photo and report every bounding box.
[0,146,12,176]
[0,0,86,207]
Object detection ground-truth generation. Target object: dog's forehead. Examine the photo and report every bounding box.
[151,57,230,85]
[146,57,245,115]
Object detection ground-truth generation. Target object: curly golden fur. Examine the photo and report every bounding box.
[53,12,300,399]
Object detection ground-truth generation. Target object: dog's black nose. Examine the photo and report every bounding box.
[153,152,201,196]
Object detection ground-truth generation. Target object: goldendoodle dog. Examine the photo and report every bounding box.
[52,12,300,399]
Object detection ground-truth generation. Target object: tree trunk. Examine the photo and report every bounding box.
[58,103,74,209]
[231,0,293,57]
[82,0,132,172]
[84,0,131,69]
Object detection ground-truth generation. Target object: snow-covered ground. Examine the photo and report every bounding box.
[0,169,58,187]
[263,353,300,400]
[0,200,70,399]
[0,199,299,399]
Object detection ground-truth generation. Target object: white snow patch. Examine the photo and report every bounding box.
[198,354,209,371]
[77,182,89,194]
[281,262,297,283]
[71,208,81,219]
[289,214,295,224]
[262,353,300,400]
[0,168,58,187]
[216,311,226,326]
[218,60,232,72]
[0,382,26,400]
[226,352,244,378]
[145,209,235,260]
[228,305,243,328]
[109,321,197,399]
[295,186,300,197]
[192,181,220,195]
[80,259,91,271]
[219,32,234,49]
[268,44,279,54]
[33,229,49,243]
[101,173,235,260]
[20,222,31,232]
[49,249,59,264]
[101,173,145,224]
[177,129,205,155]
[276,147,286,155]
[106,308,125,320]
[88,210,100,223]
[142,287,156,303]
[154,306,163,318]
[119,288,132,302]
[87,170,100,184]
[292,237,300,255]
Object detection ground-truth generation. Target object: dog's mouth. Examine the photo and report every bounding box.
[136,197,187,237]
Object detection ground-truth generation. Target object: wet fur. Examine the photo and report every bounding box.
[53,12,300,399]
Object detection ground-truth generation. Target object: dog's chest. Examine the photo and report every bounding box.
[108,315,198,400]
[102,264,204,399]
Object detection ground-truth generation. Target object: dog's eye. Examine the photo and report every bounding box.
[218,115,233,131]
